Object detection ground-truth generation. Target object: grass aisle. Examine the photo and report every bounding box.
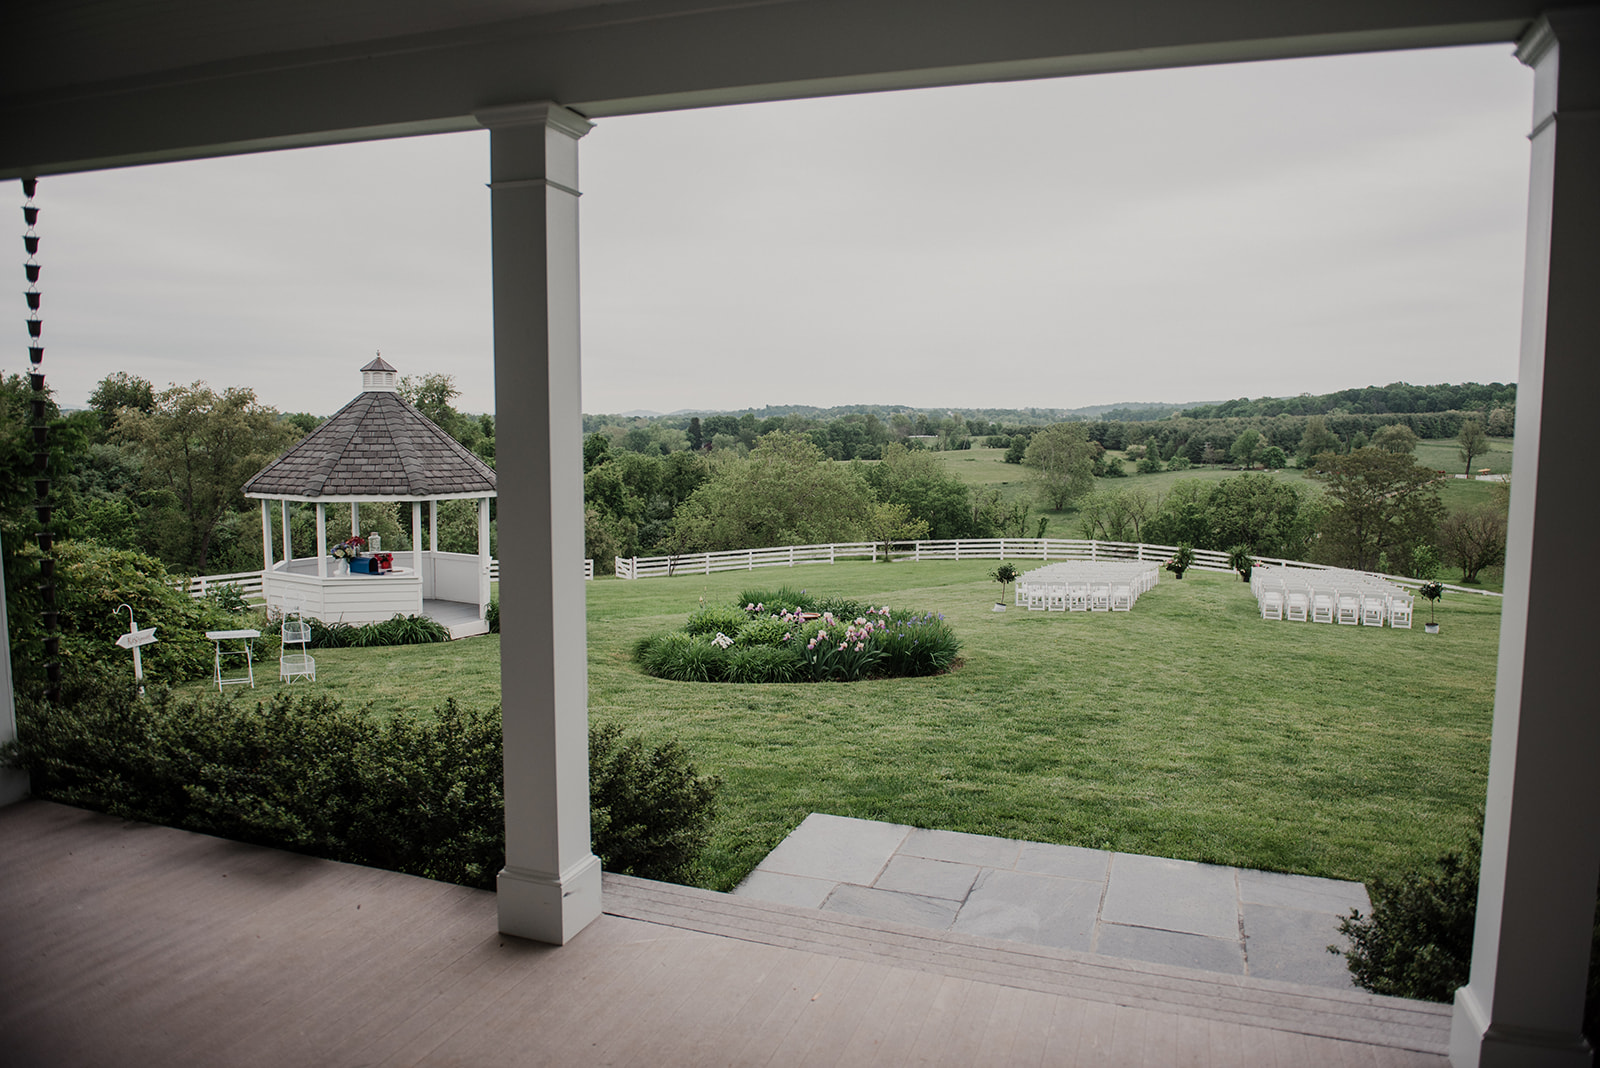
[210,561,1498,893]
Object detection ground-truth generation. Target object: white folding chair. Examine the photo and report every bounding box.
[1047,584,1068,611]
[1389,595,1413,629]
[1110,584,1132,611]
[1361,594,1387,627]
[1090,583,1111,611]
[1069,583,1090,611]
[1260,589,1284,620]
[1285,589,1309,622]
[1336,591,1361,626]
[1311,589,1335,624]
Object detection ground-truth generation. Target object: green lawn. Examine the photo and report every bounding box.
[207,562,1500,894]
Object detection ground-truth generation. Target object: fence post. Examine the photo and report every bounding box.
[1091,541,1098,562]
[789,546,794,567]
[955,541,961,561]
[915,542,921,563]
[830,544,835,564]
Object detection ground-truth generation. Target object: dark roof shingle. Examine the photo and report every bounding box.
[243,391,496,499]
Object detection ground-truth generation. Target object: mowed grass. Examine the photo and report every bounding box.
[212,562,1501,893]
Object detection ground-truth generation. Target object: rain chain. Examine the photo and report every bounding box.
[22,177,58,699]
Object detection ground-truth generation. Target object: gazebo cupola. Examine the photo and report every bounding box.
[361,355,399,392]
[243,357,497,638]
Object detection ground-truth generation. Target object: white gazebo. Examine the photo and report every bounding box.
[243,357,496,639]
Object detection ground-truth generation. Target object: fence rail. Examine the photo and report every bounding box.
[183,558,590,602]
[612,539,1502,597]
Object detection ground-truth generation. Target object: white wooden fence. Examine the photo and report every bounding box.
[183,558,590,602]
[613,538,1501,597]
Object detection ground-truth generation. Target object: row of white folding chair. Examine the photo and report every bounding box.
[1262,584,1411,628]
[1019,580,1136,612]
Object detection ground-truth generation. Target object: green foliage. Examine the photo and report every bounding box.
[1457,418,1489,475]
[637,598,959,684]
[302,614,449,648]
[112,381,302,572]
[201,582,252,614]
[1334,833,1481,1001]
[1024,423,1096,510]
[738,587,817,613]
[1136,452,1165,474]
[684,604,747,638]
[1437,506,1507,584]
[7,669,720,889]
[990,562,1020,601]
[1258,446,1288,470]
[14,539,236,686]
[1226,545,1254,580]
[486,598,499,633]
[1311,448,1446,572]
[589,721,721,882]
[1165,543,1195,578]
[669,432,870,552]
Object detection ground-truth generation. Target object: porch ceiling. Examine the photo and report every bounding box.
[3,0,1543,177]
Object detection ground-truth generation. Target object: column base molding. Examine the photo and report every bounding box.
[497,853,603,945]
[1450,985,1594,1068]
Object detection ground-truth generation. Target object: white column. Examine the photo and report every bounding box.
[316,502,328,579]
[350,502,360,539]
[1450,12,1600,1068]
[281,500,292,564]
[478,496,493,618]
[260,500,273,571]
[412,500,423,574]
[430,500,439,553]
[477,101,599,944]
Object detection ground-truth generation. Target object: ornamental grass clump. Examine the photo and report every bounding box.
[635,596,960,684]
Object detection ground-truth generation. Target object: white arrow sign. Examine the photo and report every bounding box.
[115,627,159,649]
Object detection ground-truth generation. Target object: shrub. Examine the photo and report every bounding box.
[735,618,789,647]
[5,666,720,889]
[303,614,447,648]
[812,595,868,619]
[684,604,746,638]
[724,644,806,684]
[873,611,962,677]
[590,721,721,882]
[1334,824,1600,1046]
[201,583,253,614]
[1334,834,1481,1002]
[486,598,499,633]
[738,586,816,614]
[637,598,959,684]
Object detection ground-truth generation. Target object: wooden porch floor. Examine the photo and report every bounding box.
[0,801,1450,1067]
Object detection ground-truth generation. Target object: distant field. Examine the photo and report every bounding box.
[934,440,1508,525]
[198,561,1500,894]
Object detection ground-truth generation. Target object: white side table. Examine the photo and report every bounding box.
[206,629,261,691]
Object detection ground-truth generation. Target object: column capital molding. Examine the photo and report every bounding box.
[475,101,593,140]
[1518,8,1600,68]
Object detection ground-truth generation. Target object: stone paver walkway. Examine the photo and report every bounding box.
[733,813,1370,990]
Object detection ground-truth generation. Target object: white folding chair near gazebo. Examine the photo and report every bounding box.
[242,357,497,639]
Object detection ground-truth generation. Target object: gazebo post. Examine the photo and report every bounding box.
[281,500,292,564]
[260,500,273,572]
[351,502,360,540]
[316,502,328,579]
[429,501,438,553]
[478,496,491,619]
[412,501,423,576]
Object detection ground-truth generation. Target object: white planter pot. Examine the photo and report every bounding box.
[1425,622,1440,634]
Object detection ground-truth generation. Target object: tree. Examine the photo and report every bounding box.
[1258,445,1288,470]
[862,444,974,539]
[1229,428,1262,468]
[863,501,930,558]
[87,371,155,434]
[1457,418,1489,475]
[1023,422,1096,510]
[1437,506,1508,583]
[686,417,703,451]
[399,372,463,439]
[114,382,302,572]
[1371,424,1419,454]
[1299,415,1340,462]
[1310,448,1445,572]
[668,431,872,551]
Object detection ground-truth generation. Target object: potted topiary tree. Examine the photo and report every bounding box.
[1165,543,1194,580]
[1419,580,1444,633]
[1227,544,1254,583]
[991,562,1020,611]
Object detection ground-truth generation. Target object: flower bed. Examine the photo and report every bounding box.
[634,586,961,683]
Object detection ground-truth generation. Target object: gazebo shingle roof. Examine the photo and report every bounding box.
[244,390,496,500]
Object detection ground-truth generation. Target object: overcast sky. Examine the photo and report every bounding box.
[25,44,1533,418]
